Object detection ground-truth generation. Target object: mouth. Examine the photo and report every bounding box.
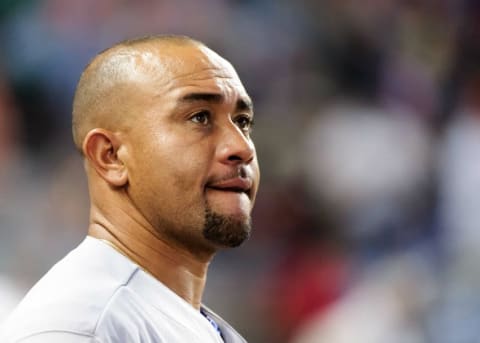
[205,177,253,197]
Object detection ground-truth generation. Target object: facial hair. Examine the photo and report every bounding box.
[202,207,251,248]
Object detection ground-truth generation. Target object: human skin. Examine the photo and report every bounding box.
[75,38,260,309]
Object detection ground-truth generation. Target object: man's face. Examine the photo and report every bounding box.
[121,44,260,253]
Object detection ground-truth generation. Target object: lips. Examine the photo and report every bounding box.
[206,177,253,196]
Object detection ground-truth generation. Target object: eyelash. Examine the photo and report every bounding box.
[189,111,254,133]
[190,110,211,126]
[234,114,255,132]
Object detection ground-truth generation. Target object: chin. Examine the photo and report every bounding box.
[202,208,252,248]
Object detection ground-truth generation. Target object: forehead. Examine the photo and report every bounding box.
[146,44,248,99]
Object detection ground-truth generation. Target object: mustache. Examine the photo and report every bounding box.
[205,166,251,186]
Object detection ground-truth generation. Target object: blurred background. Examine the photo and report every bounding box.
[1,0,480,342]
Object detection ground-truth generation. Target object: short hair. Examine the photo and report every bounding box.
[71,34,204,152]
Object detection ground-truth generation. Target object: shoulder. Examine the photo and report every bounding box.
[0,237,139,342]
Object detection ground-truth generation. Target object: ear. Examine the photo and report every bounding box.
[83,128,128,187]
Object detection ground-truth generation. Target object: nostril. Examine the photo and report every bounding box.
[227,155,242,161]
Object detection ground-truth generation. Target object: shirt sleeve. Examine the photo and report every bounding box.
[16,331,103,343]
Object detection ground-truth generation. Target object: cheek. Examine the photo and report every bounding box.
[126,155,207,232]
[126,123,216,212]
[134,138,210,205]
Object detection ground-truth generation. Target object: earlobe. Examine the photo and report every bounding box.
[83,129,128,187]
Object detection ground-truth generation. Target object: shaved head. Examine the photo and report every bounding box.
[72,35,204,152]
[72,33,258,254]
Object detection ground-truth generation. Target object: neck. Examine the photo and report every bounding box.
[88,205,212,310]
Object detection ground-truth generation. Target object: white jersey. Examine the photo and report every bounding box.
[0,237,247,343]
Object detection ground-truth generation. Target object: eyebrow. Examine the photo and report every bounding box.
[179,92,253,112]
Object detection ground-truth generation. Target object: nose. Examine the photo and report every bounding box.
[217,123,255,166]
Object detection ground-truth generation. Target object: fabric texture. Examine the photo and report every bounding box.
[0,237,247,343]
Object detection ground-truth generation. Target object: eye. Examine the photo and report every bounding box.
[234,115,254,132]
[190,110,211,126]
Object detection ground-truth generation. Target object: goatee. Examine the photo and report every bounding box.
[202,208,251,247]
